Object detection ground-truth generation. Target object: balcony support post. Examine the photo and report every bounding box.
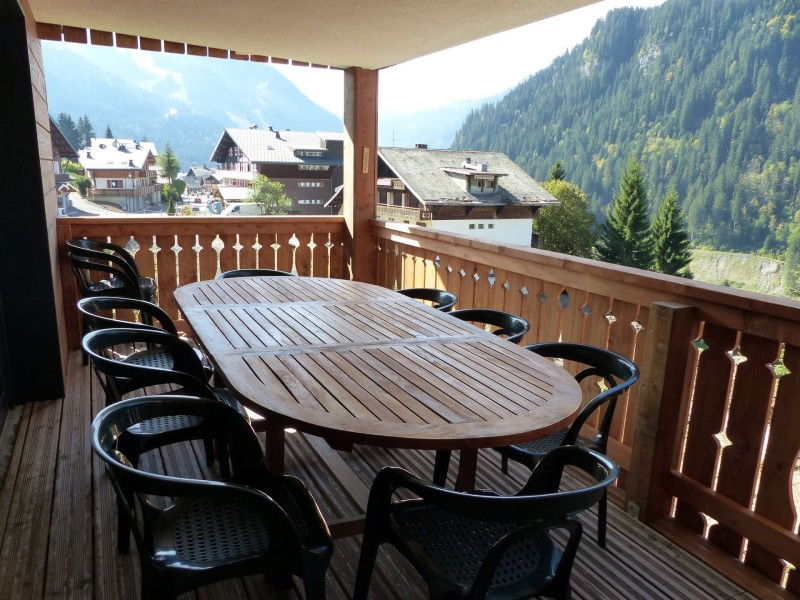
[626,301,695,523]
[343,67,377,283]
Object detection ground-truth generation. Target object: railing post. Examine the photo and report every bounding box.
[626,301,695,523]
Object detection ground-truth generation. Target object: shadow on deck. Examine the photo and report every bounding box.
[0,351,755,599]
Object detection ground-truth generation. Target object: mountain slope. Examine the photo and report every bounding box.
[453,0,800,255]
[42,44,343,167]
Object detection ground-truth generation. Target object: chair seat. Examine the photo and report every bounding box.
[156,497,273,566]
[393,504,559,596]
[124,347,214,380]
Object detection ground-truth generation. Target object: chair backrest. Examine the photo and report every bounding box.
[83,327,214,403]
[449,308,530,343]
[68,252,145,300]
[525,342,640,450]
[396,288,458,312]
[367,446,618,598]
[67,237,142,276]
[77,296,177,334]
[217,268,295,279]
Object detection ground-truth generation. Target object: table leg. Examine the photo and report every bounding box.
[455,448,478,491]
[433,450,451,486]
[266,421,286,474]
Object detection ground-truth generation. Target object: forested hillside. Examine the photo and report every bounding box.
[453,0,800,255]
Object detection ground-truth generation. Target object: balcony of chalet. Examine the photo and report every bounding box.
[4,0,800,598]
[0,214,791,599]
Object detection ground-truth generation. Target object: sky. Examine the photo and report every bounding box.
[274,0,668,116]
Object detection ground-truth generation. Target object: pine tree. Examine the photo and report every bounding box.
[56,113,81,150]
[105,125,113,138]
[651,187,693,277]
[157,142,180,183]
[77,115,95,149]
[595,159,653,269]
[549,161,566,181]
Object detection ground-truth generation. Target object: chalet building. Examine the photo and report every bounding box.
[209,126,344,215]
[178,164,215,195]
[49,116,78,215]
[77,137,161,212]
[330,146,558,246]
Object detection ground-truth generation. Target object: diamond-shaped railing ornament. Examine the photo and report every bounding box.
[726,346,748,366]
[559,290,570,309]
[487,271,496,287]
[447,266,453,273]
[503,282,511,292]
[692,337,709,352]
[472,272,480,283]
[192,239,204,254]
[393,245,400,257]
[714,430,733,449]
[288,234,300,248]
[325,240,334,252]
[604,311,617,325]
[520,287,528,297]
[171,240,182,255]
[434,256,441,269]
[211,235,225,253]
[581,304,591,316]
[631,320,644,332]
[538,291,548,303]
[768,358,790,378]
[308,237,317,252]
[271,241,281,252]
[459,269,466,278]
[233,238,244,253]
[125,236,140,257]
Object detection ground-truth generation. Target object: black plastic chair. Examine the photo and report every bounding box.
[67,238,156,302]
[496,342,639,548]
[449,308,530,343]
[217,268,295,279]
[396,287,458,312]
[82,327,264,472]
[77,296,213,380]
[92,394,332,600]
[354,446,619,600]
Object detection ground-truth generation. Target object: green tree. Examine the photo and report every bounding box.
[61,159,82,174]
[247,174,293,214]
[537,179,597,257]
[56,113,81,150]
[162,183,180,215]
[783,225,800,297]
[595,159,653,269]
[651,187,693,277]
[549,161,566,181]
[104,125,113,138]
[73,174,91,196]
[77,114,95,148]
[157,142,180,183]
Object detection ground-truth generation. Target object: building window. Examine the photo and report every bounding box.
[298,164,328,171]
[108,179,123,189]
[478,224,485,229]
[488,224,495,229]
[469,224,476,229]
[298,182,324,188]
[469,176,496,194]
[298,199,323,204]
[297,150,323,157]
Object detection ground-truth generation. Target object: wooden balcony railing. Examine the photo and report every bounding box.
[372,220,800,598]
[57,215,800,597]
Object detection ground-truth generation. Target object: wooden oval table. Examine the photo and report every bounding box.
[174,277,582,493]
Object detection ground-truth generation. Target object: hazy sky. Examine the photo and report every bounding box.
[274,0,668,115]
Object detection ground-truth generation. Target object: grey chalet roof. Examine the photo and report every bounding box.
[209,127,341,166]
[378,148,558,208]
[78,137,157,171]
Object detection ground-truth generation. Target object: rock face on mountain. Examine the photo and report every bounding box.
[691,250,785,296]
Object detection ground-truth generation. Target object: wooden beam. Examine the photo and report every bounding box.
[343,67,378,283]
[626,302,695,522]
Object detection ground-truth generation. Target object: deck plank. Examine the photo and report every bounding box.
[0,351,758,599]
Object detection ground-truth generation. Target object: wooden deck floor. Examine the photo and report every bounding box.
[0,351,756,599]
